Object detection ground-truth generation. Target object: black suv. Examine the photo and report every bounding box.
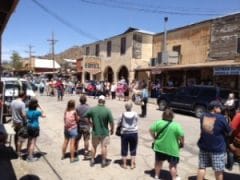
[157,85,231,118]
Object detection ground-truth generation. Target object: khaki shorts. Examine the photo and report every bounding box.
[92,135,110,147]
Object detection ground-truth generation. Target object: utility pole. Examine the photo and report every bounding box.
[25,45,35,72]
[47,32,58,74]
[162,17,168,64]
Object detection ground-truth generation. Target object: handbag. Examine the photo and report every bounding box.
[115,113,124,136]
[152,121,171,149]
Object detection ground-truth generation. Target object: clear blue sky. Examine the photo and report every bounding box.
[2,0,240,61]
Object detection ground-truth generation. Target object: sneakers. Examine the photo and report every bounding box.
[176,176,181,180]
[84,151,92,160]
[26,156,39,162]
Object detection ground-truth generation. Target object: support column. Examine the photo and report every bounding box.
[183,70,187,86]
[114,71,118,83]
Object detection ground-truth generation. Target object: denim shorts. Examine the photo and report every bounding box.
[64,128,78,139]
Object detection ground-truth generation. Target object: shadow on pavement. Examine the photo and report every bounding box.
[223,171,240,180]
[113,159,132,167]
[19,174,40,180]
[188,172,240,180]
[144,169,171,180]
[94,154,112,164]
[21,151,47,161]
[0,131,18,180]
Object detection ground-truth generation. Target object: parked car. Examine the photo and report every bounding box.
[157,85,231,118]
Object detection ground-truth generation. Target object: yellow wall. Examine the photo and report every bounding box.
[82,31,153,82]
[153,22,211,65]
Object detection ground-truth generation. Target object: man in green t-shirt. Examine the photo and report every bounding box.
[85,95,114,168]
[149,108,184,180]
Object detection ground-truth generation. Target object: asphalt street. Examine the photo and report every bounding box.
[10,94,239,180]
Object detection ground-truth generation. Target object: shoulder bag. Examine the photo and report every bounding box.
[152,121,171,149]
[116,113,124,136]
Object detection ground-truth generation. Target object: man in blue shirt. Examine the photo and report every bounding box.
[197,101,231,180]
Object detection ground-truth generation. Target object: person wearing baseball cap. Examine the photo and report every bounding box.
[85,95,114,168]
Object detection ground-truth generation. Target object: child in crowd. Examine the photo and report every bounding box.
[26,98,46,162]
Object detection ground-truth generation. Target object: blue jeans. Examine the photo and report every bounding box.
[121,133,138,156]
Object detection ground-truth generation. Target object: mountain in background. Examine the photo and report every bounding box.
[42,45,83,64]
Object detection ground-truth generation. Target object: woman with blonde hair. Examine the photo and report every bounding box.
[62,100,79,163]
[117,102,138,169]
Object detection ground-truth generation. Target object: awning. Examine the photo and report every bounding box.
[136,60,240,72]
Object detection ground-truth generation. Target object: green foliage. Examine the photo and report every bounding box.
[10,51,22,70]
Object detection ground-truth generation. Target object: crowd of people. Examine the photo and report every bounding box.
[4,76,240,180]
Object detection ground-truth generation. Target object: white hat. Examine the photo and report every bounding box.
[99,95,105,100]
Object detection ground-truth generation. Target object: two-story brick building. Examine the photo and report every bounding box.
[136,12,240,93]
[79,27,154,83]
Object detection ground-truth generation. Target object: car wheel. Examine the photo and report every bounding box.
[195,105,206,118]
[158,100,167,111]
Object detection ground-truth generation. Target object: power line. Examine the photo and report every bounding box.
[98,0,239,13]
[80,0,226,16]
[31,0,99,41]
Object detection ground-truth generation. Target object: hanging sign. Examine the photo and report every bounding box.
[214,67,240,76]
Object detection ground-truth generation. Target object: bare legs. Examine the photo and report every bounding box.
[155,161,178,180]
[197,169,223,180]
[155,161,163,178]
[14,134,24,154]
[62,137,69,159]
[62,137,77,161]
[27,137,37,158]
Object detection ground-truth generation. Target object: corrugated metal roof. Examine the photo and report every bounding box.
[64,59,76,63]
[34,58,60,69]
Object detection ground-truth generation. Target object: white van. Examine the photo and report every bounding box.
[1,77,35,98]
[0,77,36,121]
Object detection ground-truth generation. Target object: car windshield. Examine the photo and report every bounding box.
[5,81,20,89]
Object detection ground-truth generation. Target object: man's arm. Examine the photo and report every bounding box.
[110,121,114,135]
[20,103,26,124]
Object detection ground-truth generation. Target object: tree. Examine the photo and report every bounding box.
[10,51,22,70]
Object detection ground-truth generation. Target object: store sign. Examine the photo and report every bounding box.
[151,69,162,74]
[214,67,240,75]
[84,58,101,74]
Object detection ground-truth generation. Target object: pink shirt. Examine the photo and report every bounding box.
[64,110,77,131]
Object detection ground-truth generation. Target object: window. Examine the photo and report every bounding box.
[107,41,111,57]
[132,34,142,59]
[237,37,240,54]
[95,44,99,57]
[86,47,90,56]
[120,37,126,55]
[172,45,181,54]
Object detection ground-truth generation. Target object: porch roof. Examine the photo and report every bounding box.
[136,60,240,72]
